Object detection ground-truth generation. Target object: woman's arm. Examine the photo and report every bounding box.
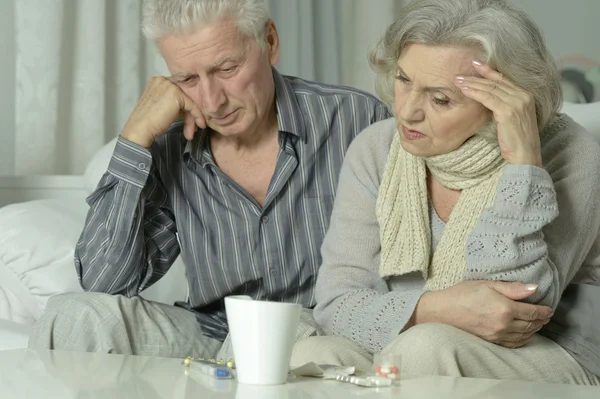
[465,127,600,310]
[464,164,559,307]
[456,63,600,311]
[314,120,555,352]
[314,121,426,354]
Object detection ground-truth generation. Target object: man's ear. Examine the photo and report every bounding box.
[265,20,279,66]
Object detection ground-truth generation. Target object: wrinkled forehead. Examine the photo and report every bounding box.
[158,20,256,71]
[397,43,481,80]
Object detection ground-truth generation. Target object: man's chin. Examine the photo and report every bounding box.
[207,121,243,136]
[207,112,245,134]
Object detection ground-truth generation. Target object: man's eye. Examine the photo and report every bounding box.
[180,76,196,84]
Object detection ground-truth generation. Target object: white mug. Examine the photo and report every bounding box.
[234,382,289,399]
[225,295,301,385]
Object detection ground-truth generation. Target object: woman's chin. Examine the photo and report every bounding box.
[399,135,433,157]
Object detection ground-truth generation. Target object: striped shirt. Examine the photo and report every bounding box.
[75,68,391,340]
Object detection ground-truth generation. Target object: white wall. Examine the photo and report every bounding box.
[0,1,15,175]
[343,0,600,95]
[516,0,600,63]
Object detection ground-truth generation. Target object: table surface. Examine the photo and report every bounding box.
[0,349,598,398]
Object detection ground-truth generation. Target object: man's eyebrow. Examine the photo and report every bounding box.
[396,66,464,97]
[171,72,193,79]
[169,54,245,79]
[211,55,240,69]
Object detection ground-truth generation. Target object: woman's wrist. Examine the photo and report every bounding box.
[414,291,445,325]
[401,291,450,334]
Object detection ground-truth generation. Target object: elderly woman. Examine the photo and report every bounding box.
[291,0,600,385]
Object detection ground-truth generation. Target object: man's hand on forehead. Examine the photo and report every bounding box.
[120,76,206,148]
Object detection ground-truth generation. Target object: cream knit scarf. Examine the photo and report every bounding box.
[376,132,505,291]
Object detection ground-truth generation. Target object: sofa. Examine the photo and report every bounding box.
[0,143,189,351]
[1,102,599,351]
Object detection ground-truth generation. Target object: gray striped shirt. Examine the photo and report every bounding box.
[75,69,391,340]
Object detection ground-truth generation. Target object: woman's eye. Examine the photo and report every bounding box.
[433,97,450,106]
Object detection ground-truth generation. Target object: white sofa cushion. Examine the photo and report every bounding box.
[561,102,600,139]
[83,137,118,194]
[0,319,31,350]
[0,196,188,326]
[0,199,87,324]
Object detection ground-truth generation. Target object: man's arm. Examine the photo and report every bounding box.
[74,76,205,295]
[75,136,179,296]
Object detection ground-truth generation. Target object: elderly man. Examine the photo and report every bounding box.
[27,0,390,360]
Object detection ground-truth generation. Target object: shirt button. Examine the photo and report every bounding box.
[269,268,277,277]
[138,162,147,171]
[261,216,269,224]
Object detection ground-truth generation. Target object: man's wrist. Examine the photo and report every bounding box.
[121,129,154,148]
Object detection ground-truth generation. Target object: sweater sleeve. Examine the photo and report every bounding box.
[313,120,425,354]
[465,165,560,307]
[465,124,600,310]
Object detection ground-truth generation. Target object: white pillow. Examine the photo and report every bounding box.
[0,199,87,324]
[0,319,31,350]
[83,137,118,194]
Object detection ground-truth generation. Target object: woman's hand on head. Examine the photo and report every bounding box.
[416,280,553,348]
[454,61,542,167]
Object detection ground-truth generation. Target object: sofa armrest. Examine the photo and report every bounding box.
[0,319,31,351]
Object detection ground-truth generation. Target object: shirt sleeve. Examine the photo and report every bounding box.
[74,136,180,296]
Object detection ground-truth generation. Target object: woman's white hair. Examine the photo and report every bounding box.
[370,0,562,132]
[142,0,270,48]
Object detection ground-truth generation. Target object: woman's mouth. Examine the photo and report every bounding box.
[401,125,426,140]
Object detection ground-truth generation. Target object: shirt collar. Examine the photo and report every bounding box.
[183,68,305,166]
[272,67,305,140]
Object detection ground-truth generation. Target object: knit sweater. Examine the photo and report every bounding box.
[314,115,600,354]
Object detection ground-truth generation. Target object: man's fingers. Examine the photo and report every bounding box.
[173,87,205,127]
[183,112,198,141]
[178,94,200,118]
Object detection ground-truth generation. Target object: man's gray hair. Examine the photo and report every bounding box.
[370,0,562,132]
[142,0,270,48]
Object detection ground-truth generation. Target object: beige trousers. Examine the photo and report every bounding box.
[290,323,600,385]
[29,292,318,362]
[28,292,224,359]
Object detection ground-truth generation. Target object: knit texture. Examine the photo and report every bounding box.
[376,133,505,290]
[314,115,600,354]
